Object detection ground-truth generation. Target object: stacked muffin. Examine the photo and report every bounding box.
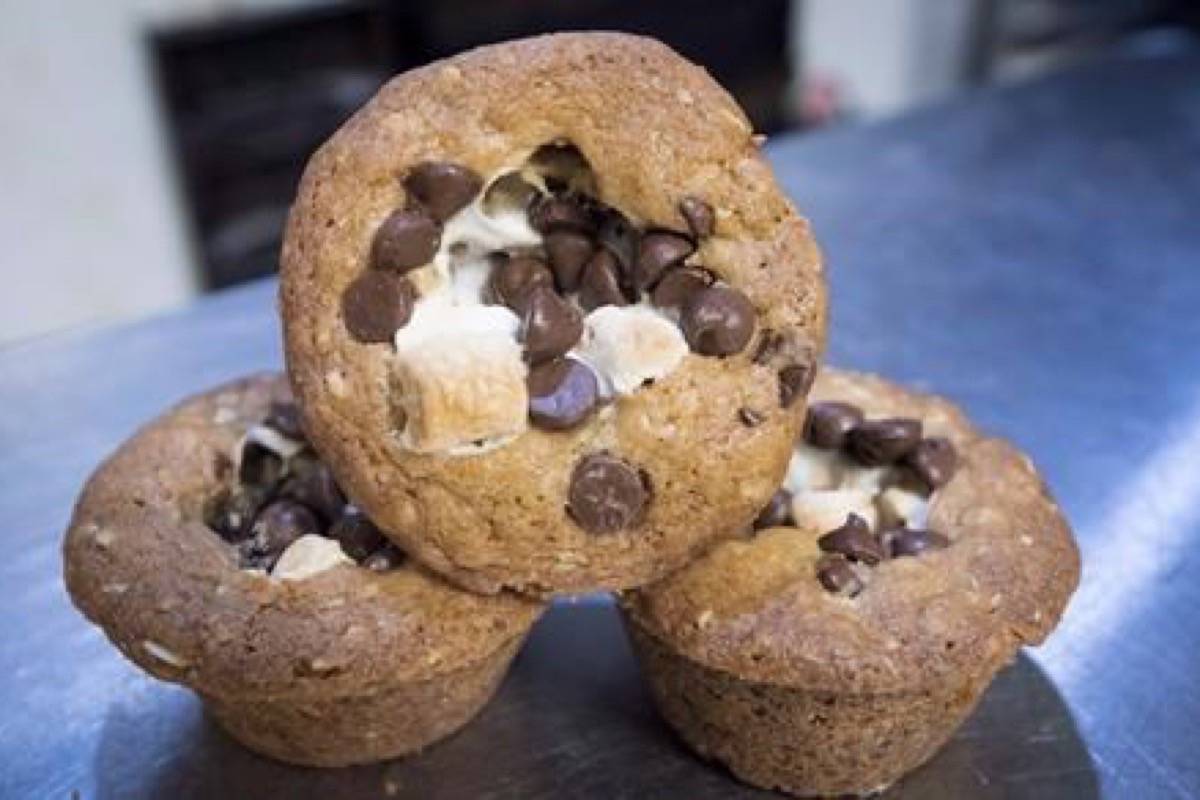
[62,32,1078,794]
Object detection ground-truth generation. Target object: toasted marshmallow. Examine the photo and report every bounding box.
[273,534,352,581]
[574,305,688,396]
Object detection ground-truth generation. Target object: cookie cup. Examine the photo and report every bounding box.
[63,375,542,767]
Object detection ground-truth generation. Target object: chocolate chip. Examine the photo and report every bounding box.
[487,254,554,311]
[264,402,305,441]
[241,500,320,570]
[520,287,583,364]
[818,513,884,565]
[567,453,649,534]
[238,440,284,487]
[404,161,482,222]
[544,230,594,293]
[847,418,923,466]
[482,171,540,217]
[328,510,387,562]
[278,458,345,523]
[753,489,793,530]
[778,364,815,409]
[205,486,270,543]
[906,437,958,490]
[738,407,765,427]
[681,285,756,356]
[651,266,713,310]
[887,528,951,558]
[530,195,593,234]
[363,544,406,572]
[635,231,695,291]
[679,196,715,239]
[804,402,865,449]
[816,554,863,597]
[595,209,638,282]
[371,209,440,273]
[342,271,417,343]
[528,357,599,430]
[579,249,628,311]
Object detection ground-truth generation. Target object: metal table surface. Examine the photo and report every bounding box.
[3,48,1199,799]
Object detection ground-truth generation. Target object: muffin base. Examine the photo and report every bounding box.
[625,619,1007,797]
[201,634,523,767]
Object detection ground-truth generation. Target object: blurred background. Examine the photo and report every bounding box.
[2,0,1197,346]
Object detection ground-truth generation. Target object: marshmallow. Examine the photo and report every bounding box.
[273,534,352,581]
[574,305,688,396]
[791,489,879,535]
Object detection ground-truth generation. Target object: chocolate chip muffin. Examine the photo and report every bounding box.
[620,368,1079,797]
[62,374,543,767]
[280,32,826,595]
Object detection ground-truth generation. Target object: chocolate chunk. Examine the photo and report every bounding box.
[404,161,482,222]
[205,486,270,543]
[238,440,284,487]
[279,458,345,523]
[342,271,417,343]
[488,254,554,311]
[530,195,593,234]
[753,489,793,530]
[651,266,713,310]
[264,402,305,441]
[754,330,815,408]
[818,513,884,565]
[681,285,756,356]
[371,209,440,273]
[778,364,815,409]
[579,249,629,311]
[635,231,695,291]
[679,196,715,239]
[241,500,320,570]
[738,407,765,427]
[363,544,406,572]
[520,287,583,364]
[328,510,387,562]
[528,357,599,430]
[595,210,638,281]
[804,402,865,450]
[887,528,951,558]
[847,418,923,466]
[906,437,958,490]
[545,230,594,293]
[567,453,649,534]
[816,554,864,597]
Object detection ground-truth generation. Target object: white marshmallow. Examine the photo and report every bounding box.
[791,489,879,535]
[272,534,352,581]
[877,487,930,529]
[574,305,688,396]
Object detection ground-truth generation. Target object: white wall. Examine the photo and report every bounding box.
[0,0,331,345]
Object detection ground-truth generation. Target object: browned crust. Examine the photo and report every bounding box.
[280,32,827,596]
[621,367,1080,694]
[61,373,543,702]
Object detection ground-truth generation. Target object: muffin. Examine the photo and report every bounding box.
[62,374,543,767]
[621,368,1080,796]
[280,32,826,596]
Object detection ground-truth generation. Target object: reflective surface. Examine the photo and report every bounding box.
[3,49,1199,798]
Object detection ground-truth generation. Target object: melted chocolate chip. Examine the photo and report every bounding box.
[651,266,713,311]
[530,195,593,234]
[847,418,923,466]
[778,365,814,409]
[906,437,958,490]
[804,402,865,450]
[238,440,284,487]
[528,357,599,430]
[520,287,583,364]
[328,510,387,562]
[240,500,321,570]
[279,459,345,523]
[579,249,629,311]
[635,231,695,291]
[816,554,864,597]
[567,453,649,534]
[205,486,270,543]
[818,513,885,565]
[596,210,638,282]
[342,271,417,343]
[753,489,793,530]
[544,230,594,293]
[887,528,951,558]
[264,401,305,441]
[371,209,440,273]
[751,330,813,408]
[403,161,482,222]
[679,196,715,239]
[363,544,406,572]
[488,255,554,311]
[681,285,756,356]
